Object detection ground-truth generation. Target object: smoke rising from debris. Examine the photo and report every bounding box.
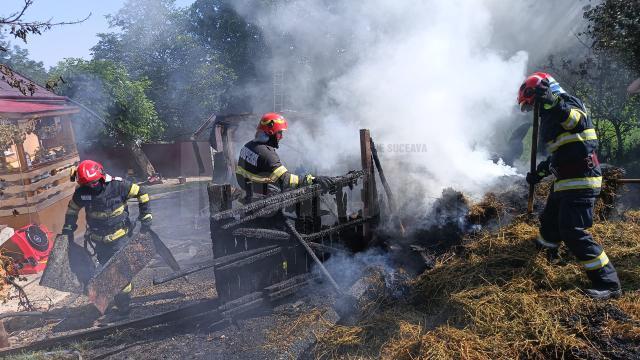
[234,0,588,208]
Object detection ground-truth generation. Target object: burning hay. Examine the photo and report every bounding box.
[310,178,640,359]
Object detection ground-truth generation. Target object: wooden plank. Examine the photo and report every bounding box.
[1,170,70,194]
[0,155,79,181]
[221,126,237,185]
[0,182,75,208]
[360,129,374,243]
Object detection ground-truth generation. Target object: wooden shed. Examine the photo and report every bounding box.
[0,69,80,234]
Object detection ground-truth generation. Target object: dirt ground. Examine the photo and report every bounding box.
[2,180,349,359]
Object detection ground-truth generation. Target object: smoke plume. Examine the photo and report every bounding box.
[233,0,589,209]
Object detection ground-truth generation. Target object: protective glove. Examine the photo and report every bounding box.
[314,176,336,192]
[526,159,551,185]
[535,79,558,108]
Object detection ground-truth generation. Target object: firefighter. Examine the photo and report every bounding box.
[236,112,335,202]
[519,72,621,300]
[62,159,153,314]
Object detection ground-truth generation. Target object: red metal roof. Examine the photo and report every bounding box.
[0,99,76,114]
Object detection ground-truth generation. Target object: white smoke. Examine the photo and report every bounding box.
[234,0,588,206]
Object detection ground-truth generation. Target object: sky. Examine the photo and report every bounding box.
[3,0,195,69]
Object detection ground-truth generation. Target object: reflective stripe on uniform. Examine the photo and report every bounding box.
[88,227,128,243]
[128,183,140,198]
[561,108,585,130]
[141,213,152,221]
[554,176,602,192]
[236,165,288,183]
[86,204,125,219]
[536,235,560,249]
[138,193,150,203]
[270,166,288,181]
[547,128,598,153]
[581,251,609,271]
[122,283,133,293]
[289,174,300,187]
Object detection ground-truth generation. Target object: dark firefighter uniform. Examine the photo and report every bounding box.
[535,93,620,292]
[236,140,314,202]
[63,175,152,312]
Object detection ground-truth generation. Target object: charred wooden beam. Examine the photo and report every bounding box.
[360,130,376,243]
[232,228,291,241]
[285,219,343,295]
[211,170,365,222]
[152,245,280,285]
[304,217,367,241]
[216,247,282,271]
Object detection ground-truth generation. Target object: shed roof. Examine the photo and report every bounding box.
[0,68,67,101]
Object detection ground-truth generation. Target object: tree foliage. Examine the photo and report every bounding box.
[584,0,640,71]
[50,59,163,145]
[91,0,237,138]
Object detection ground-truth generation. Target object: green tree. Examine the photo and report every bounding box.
[50,59,163,177]
[0,37,48,84]
[92,0,236,138]
[584,0,640,71]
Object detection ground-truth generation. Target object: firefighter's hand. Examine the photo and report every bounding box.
[314,176,336,193]
[526,172,545,185]
[535,79,557,107]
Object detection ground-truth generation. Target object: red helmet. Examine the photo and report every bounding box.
[517,72,552,111]
[76,160,106,186]
[258,113,288,138]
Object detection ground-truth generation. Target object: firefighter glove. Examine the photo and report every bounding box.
[526,159,551,185]
[314,176,336,193]
[535,79,558,107]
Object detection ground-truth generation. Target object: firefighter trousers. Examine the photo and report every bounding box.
[537,193,620,290]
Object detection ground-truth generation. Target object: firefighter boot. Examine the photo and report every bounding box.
[114,283,132,315]
[583,264,622,300]
[582,288,622,300]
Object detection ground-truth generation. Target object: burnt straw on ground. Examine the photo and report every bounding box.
[310,172,640,359]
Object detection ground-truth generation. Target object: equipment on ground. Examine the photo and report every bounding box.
[1,224,53,274]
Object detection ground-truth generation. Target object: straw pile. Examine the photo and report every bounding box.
[311,170,640,359]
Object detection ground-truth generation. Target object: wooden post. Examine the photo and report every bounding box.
[212,124,226,183]
[360,129,375,243]
[221,126,237,186]
[208,183,232,257]
[335,187,347,223]
[15,142,28,172]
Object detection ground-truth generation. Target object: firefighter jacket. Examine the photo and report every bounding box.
[236,140,313,201]
[539,93,601,196]
[64,175,152,243]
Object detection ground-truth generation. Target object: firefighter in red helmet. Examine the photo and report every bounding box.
[62,159,153,314]
[519,72,621,300]
[236,112,335,202]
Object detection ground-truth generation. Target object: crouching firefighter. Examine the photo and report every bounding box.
[62,159,153,314]
[236,112,336,203]
[519,72,621,300]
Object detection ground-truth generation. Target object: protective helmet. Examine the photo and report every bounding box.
[518,72,565,112]
[258,112,288,138]
[76,159,106,186]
